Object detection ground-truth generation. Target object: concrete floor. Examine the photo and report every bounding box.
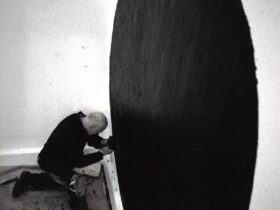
[0,166,111,210]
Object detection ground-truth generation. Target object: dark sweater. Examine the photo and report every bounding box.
[38,112,104,171]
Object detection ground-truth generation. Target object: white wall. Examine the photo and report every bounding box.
[0,0,117,152]
[241,1,280,209]
[0,1,123,209]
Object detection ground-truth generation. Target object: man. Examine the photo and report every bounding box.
[12,111,114,197]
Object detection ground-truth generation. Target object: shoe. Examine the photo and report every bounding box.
[12,170,31,197]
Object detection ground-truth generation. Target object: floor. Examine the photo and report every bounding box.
[0,166,111,210]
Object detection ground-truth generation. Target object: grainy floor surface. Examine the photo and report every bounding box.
[0,166,111,210]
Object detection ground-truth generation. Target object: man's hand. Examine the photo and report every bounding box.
[100,138,108,146]
[100,136,115,150]
[99,145,113,155]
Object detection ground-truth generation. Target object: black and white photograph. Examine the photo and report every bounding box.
[0,0,279,210]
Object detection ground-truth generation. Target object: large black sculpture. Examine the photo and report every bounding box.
[110,1,258,209]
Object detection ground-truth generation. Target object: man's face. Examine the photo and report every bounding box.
[88,120,106,135]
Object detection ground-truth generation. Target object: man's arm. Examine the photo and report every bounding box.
[75,152,103,168]
[75,146,114,168]
[87,136,115,149]
[87,135,105,149]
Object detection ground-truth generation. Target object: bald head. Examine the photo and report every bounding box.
[82,111,108,135]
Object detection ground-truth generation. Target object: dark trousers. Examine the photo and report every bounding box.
[25,172,81,210]
[27,172,63,190]
[28,155,75,190]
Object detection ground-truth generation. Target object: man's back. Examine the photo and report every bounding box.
[38,112,88,169]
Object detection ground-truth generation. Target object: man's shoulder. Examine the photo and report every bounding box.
[61,111,84,123]
[50,112,83,134]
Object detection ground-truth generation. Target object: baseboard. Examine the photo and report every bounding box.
[0,148,40,166]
